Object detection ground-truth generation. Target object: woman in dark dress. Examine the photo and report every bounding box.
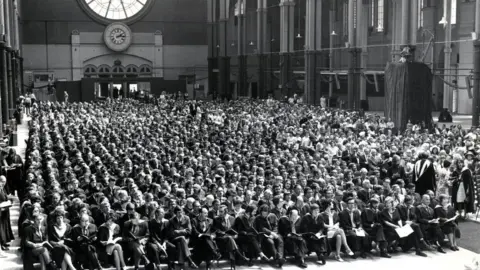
[380,196,426,257]
[97,211,126,270]
[48,210,76,270]
[0,175,14,250]
[24,214,56,270]
[434,194,459,251]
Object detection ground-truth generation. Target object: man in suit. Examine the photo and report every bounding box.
[358,179,373,204]
[415,195,446,253]
[254,204,285,267]
[232,206,268,262]
[123,212,151,270]
[72,214,103,270]
[102,177,119,202]
[212,205,248,263]
[397,195,428,250]
[339,197,369,258]
[166,206,198,268]
[93,200,111,227]
[147,207,170,270]
[406,183,422,206]
[360,198,391,258]
[413,152,436,195]
[277,209,308,268]
[297,204,327,264]
[191,207,220,268]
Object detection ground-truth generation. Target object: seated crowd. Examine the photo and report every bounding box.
[14,97,478,270]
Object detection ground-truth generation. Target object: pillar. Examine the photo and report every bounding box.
[443,0,452,111]
[6,47,13,117]
[357,0,368,107]
[207,0,217,98]
[257,0,267,99]
[19,56,23,96]
[11,50,17,105]
[304,0,321,105]
[0,42,6,129]
[473,0,480,127]
[400,0,409,47]
[153,31,164,78]
[218,0,231,101]
[329,1,335,98]
[4,0,10,48]
[280,0,295,97]
[237,0,247,97]
[410,0,418,60]
[347,0,359,110]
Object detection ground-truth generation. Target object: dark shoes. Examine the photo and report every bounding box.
[380,252,392,258]
[416,250,427,257]
[437,247,446,254]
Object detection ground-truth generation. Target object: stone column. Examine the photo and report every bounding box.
[347,0,359,110]
[357,0,368,107]
[154,31,164,78]
[18,55,23,96]
[4,0,10,48]
[257,0,267,99]
[207,0,216,98]
[218,0,231,100]
[0,41,6,129]
[304,0,321,105]
[11,50,16,104]
[280,0,295,97]
[443,0,452,111]
[410,0,418,60]
[71,30,82,80]
[237,0,247,97]
[6,46,13,118]
[13,0,20,52]
[400,0,409,47]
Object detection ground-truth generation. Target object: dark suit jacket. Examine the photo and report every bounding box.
[148,218,169,243]
[339,209,362,232]
[93,211,110,227]
[298,213,325,234]
[212,215,235,233]
[361,208,381,228]
[123,219,150,241]
[415,204,435,225]
[253,215,275,235]
[357,188,373,203]
[232,215,257,235]
[277,216,301,237]
[72,223,98,247]
[166,215,192,240]
[397,204,417,222]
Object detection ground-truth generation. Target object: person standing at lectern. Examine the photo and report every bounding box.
[413,152,436,196]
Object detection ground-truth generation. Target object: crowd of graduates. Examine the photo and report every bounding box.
[7,97,478,270]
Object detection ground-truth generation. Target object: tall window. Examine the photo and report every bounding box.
[377,0,384,32]
[371,0,385,32]
[343,1,348,35]
[451,0,457,24]
[418,0,424,28]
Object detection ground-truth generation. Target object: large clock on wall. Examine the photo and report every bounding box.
[104,23,133,52]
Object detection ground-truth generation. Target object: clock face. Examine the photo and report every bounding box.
[110,28,126,45]
[104,23,132,52]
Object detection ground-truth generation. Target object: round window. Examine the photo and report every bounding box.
[79,0,153,24]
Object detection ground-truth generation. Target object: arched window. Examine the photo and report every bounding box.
[126,64,139,77]
[84,65,97,78]
[98,65,111,78]
[139,65,152,75]
[371,0,385,33]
